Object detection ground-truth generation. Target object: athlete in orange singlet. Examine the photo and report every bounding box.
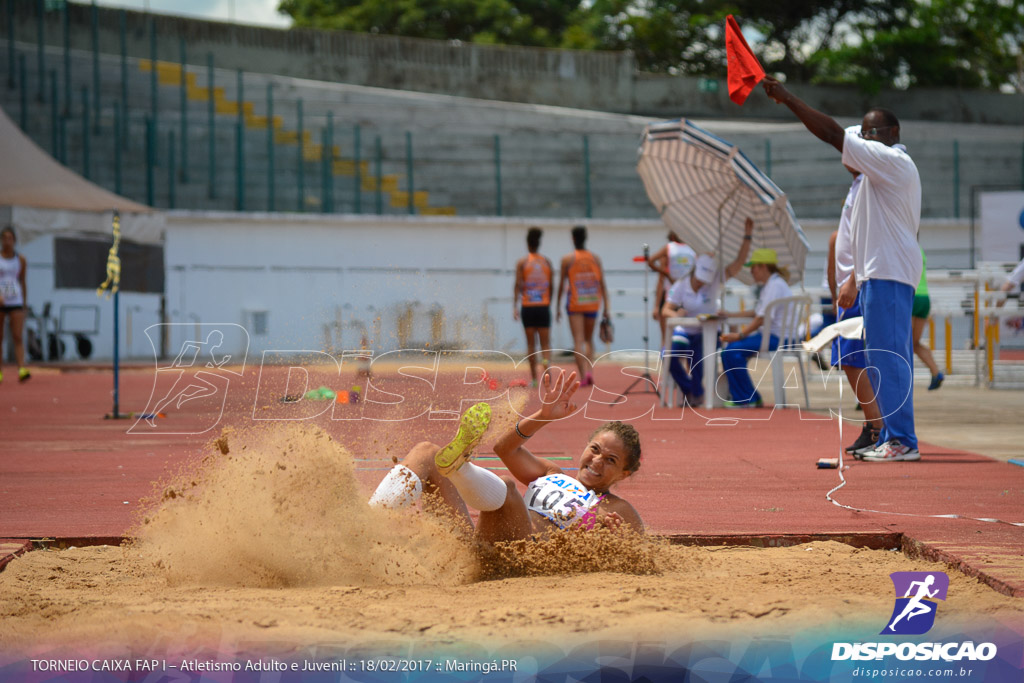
[556,225,608,386]
[513,227,554,385]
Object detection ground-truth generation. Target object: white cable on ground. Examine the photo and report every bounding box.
[819,315,1023,528]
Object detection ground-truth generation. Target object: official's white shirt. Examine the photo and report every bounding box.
[666,274,720,334]
[1008,258,1024,287]
[834,175,862,289]
[841,126,922,288]
[755,272,793,338]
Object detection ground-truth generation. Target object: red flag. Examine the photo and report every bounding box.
[725,15,765,105]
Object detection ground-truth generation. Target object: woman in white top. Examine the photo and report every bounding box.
[718,248,792,407]
[660,218,755,405]
[648,232,696,350]
[0,226,30,383]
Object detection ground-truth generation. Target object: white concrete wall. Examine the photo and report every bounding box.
[17,233,163,362]
[164,212,670,359]
[10,212,979,362]
[163,212,979,361]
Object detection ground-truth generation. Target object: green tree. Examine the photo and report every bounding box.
[277,0,583,47]
[562,0,911,78]
[728,0,913,82]
[278,0,1024,92]
[561,1,714,74]
[810,0,1024,92]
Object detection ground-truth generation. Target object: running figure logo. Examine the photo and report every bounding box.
[130,323,249,435]
[881,571,949,635]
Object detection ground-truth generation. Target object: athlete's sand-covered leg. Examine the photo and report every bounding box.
[370,402,508,517]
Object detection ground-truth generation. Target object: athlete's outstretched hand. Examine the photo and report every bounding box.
[537,367,579,421]
[597,511,624,531]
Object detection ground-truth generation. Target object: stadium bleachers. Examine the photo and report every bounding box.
[1,17,1023,220]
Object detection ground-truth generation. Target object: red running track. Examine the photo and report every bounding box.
[1,364,1022,596]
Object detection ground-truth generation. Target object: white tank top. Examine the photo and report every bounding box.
[0,252,24,307]
[666,242,697,282]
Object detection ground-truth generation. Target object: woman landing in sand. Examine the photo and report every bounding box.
[368,368,643,540]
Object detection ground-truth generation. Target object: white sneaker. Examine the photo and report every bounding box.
[861,439,921,462]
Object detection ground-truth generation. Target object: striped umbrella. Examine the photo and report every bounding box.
[637,119,809,285]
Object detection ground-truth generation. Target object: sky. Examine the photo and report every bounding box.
[93,0,292,29]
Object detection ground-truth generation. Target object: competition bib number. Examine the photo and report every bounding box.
[525,474,598,528]
[573,274,599,304]
[524,262,550,304]
[523,283,548,304]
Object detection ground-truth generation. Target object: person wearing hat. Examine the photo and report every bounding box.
[718,247,793,407]
[761,75,922,462]
[660,218,755,405]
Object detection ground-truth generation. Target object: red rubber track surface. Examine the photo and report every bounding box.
[1,365,1022,596]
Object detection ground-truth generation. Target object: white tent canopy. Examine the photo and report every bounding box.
[0,106,163,244]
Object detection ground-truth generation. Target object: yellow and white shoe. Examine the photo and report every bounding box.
[434,402,491,475]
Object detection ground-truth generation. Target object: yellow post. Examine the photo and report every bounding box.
[986,318,994,384]
[928,316,935,351]
[973,287,980,348]
[944,315,952,375]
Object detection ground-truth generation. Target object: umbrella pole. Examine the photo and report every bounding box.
[716,184,742,311]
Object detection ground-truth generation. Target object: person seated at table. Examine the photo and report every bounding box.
[660,218,754,406]
[717,248,793,408]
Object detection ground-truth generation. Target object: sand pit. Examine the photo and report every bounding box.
[1,424,1022,663]
[2,541,1023,661]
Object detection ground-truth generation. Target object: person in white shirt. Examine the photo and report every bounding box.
[648,232,697,350]
[997,258,1024,304]
[717,248,793,408]
[762,76,922,462]
[660,218,754,405]
[0,226,30,383]
[828,170,883,456]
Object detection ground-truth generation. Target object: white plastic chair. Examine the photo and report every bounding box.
[758,295,812,408]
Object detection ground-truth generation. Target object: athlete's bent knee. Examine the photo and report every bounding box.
[405,441,441,465]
